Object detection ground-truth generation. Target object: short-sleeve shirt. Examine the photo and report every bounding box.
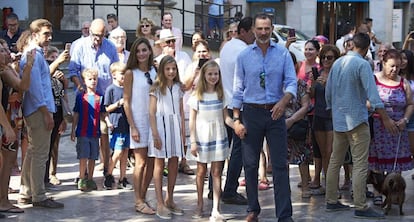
[73,92,105,137]
[104,83,129,134]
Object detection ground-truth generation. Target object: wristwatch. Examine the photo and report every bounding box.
[404,117,409,124]
[233,117,240,122]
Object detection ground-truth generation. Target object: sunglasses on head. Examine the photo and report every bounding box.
[145,72,153,85]
[321,55,334,61]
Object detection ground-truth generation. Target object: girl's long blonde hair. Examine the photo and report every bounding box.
[194,60,224,101]
[150,55,181,95]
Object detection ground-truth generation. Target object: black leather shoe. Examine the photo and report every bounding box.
[222,193,247,205]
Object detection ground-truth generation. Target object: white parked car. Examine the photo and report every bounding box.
[272,24,311,62]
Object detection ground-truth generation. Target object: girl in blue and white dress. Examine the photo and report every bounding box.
[148,55,185,219]
[188,60,233,221]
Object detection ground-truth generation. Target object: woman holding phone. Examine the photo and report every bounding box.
[310,45,341,194]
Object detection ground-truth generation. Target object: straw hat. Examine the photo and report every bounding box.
[155,29,177,44]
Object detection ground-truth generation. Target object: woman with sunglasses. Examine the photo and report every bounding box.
[310,44,340,195]
[135,18,155,45]
[123,37,157,215]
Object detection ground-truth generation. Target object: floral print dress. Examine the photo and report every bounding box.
[369,76,413,172]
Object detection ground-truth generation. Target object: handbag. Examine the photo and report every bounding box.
[287,119,308,140]
[61,98,73,123]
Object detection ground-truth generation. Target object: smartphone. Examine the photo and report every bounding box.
[312,67,319,80]
[65,43,71,51]
[198,58,209,69]
[288,28,295,38]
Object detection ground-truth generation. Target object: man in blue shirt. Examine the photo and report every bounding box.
[19,19,64,208]
[232,13,295,222]
[325,32,398,219]
[69,18,119,180]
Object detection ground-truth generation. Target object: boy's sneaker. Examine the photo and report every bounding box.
[103,174,114,190]
[117,178,133,190]
[77,178,88,191]
[326,201,350,212]
[354,207,385,219]
[87,179,98,190]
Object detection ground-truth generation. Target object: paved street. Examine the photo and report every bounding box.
[3,119,414,222]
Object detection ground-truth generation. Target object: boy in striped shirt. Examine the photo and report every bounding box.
[71,69,107,191]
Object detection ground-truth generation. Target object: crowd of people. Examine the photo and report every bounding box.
[1,8,414,222]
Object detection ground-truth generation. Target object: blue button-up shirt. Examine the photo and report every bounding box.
[68,37,119,95]
[20,45,56,116]
[232,40,297,108]
[325,51,384,132]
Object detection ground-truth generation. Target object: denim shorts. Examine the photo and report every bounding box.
[109,133,130,151]
[76,137,100,160]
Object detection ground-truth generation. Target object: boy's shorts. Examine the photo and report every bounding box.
[76,137,100,160]
[109,133,130,151]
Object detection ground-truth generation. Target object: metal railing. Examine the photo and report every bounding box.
[63,0,242,40]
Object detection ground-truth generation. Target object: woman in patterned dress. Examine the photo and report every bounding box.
[369,49,414,204]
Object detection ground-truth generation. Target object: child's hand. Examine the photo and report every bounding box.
[153,136,162,150]
[190,143,198,157]
[107,122,114,131]
[131,127,140,142]
[59,120,67,134]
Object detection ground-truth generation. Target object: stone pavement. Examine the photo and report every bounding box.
[4,124,414,222]
[3,63,414,221]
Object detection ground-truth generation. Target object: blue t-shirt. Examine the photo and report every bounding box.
[104,83,129,134]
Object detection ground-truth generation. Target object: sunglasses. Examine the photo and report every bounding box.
[321,55,334,61]
[166,39,176,44]
[141,24,150,28]
[260,72,265,89]
[145,72,153,85]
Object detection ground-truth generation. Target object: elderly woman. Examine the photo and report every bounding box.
[369,49,414,205]
[109,28,129,64]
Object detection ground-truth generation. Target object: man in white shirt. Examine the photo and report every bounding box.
[162,12,183,51]
[219,16,255,205]
[155,29,191,79]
